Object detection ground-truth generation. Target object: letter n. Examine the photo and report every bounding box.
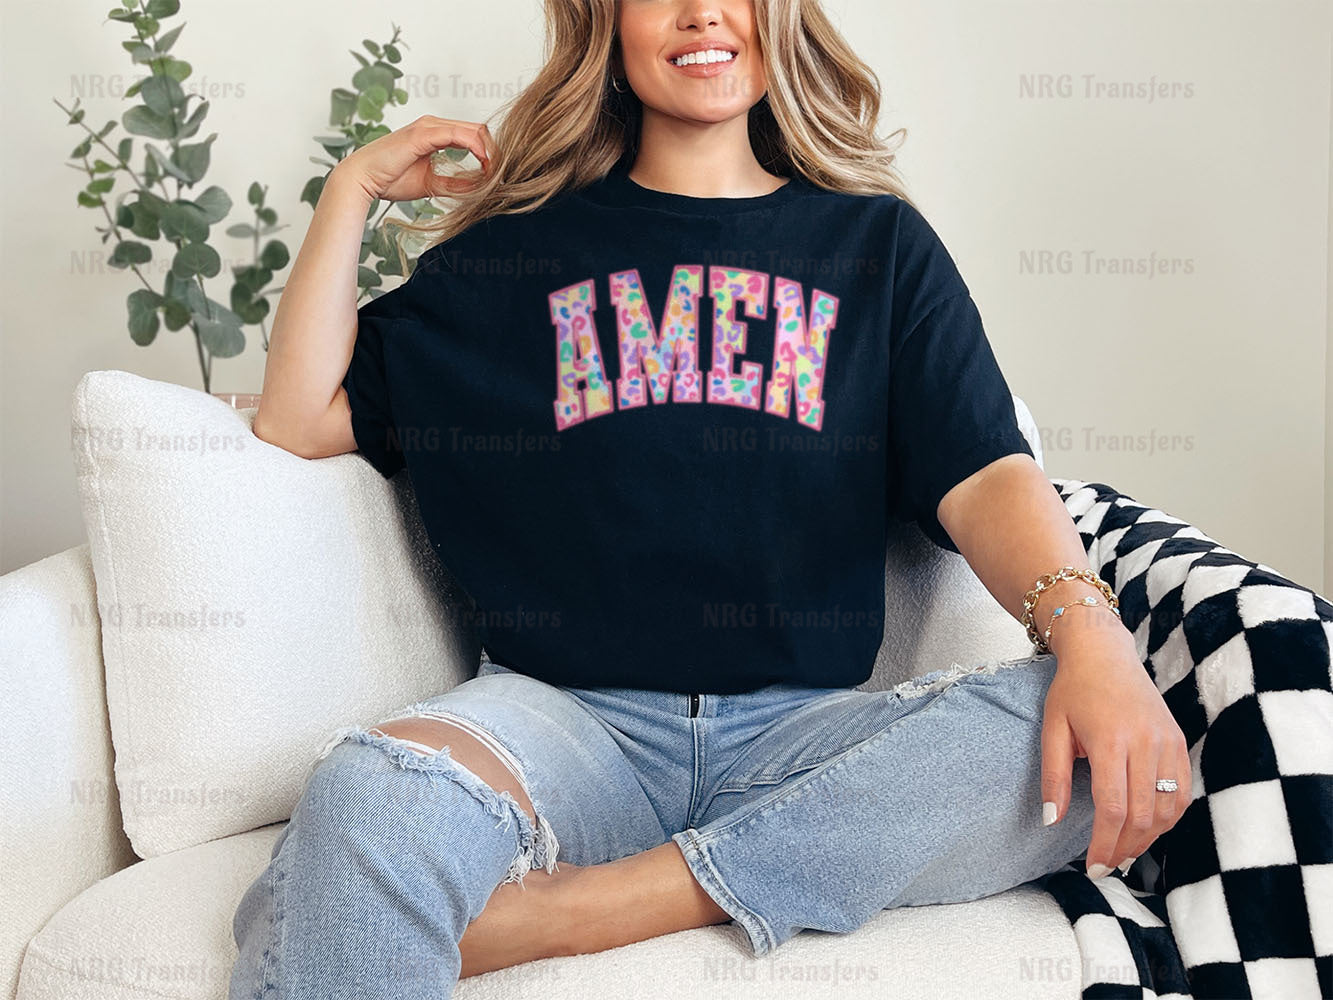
[766,278,837,431]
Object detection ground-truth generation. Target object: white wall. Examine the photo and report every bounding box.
[3,0,1331,593]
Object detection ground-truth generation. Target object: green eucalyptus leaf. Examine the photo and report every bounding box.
[159,200,209,242]
[172,242,221,279]
[259,240,289,270]
[116,136,133,162]
[92,159,117,173]
[348,50,369,69]
[109,240,152,268]
[132,14,159,35]
[362,39,382,57]
[163,58,191,82]
[162,298,191,330]
[127,288,162,344]
[247,182,263,207]
[106,8,136,22]
[123,105,175,139]
[96,119,117,138]
[256,207,277,226]
[138,189,169,215]
[177,99,208,139]
[122,41,155,64]
[236,264,271,292]
[173,133,216,184]
[356,90,385,122]
[352,64,395,95]
[317,137,354,159]
[300,175,325,209]
[329,87,357,125]
[70,137,92,159]
[393,88,408,104]
[357,265,382,289]
[77,191,104,208]
[126,201,162,239]
[147,145,192,183]
[115,204,134,227]
[140,75,186,116]
[145,0,179,15]
[164,271,206,313]
[368,225,392,259]
[230,283,270,324]
[384,44,401,64]
[86,177,115,194]
[155,23,184,52]
[194,185,231,223]
[196,316,245,358]
[226,222,256,238]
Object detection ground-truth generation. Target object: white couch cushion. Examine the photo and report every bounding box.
[17,823,1079,1000]
[0,544,137,999]
[70,370,479,858]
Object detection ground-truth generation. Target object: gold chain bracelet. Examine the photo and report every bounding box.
[1021,566,1121,653]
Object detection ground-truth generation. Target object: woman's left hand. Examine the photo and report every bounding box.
[1039,631,1193,877]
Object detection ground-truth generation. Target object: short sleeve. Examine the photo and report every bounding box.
[341,248,444,479]
[886,204,1033,554]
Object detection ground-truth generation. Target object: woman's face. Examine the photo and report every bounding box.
[616,0,768,125]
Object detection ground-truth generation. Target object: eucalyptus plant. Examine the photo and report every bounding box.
[299,32,458,295]
[56,0,446,392]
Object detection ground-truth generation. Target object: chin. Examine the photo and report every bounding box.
[662,99,754,125]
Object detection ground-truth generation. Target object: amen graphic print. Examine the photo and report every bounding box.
[550,266,838,433]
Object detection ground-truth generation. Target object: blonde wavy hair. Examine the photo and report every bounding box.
[385,0,916,259]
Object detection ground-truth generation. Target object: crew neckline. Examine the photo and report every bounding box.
[586,163,808,215]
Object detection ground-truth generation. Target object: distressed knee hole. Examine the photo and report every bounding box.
[307,717,561,887]
[370,717,539,827]
[891,652,1056,700]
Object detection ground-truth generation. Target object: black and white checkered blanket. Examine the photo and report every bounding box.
[1029,478,1332,999]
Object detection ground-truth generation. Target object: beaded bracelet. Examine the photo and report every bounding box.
[1042,596,1120,649]
[1021,566,1121,653]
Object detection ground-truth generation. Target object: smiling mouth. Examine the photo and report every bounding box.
[667,49,738,69]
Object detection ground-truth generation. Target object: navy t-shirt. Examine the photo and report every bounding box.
[341,163,1032,694]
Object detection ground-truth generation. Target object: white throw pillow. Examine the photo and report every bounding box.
[71,370,478,858]
[863,394,1045,693]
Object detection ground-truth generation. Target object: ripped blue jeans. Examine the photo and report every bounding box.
[229,650,1096,999]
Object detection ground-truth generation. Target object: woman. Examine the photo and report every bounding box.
[231,1,1190,996]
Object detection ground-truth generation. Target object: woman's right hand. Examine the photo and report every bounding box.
[334,115,496,203]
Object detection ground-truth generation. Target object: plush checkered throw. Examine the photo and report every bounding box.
[1028,478,1332,999]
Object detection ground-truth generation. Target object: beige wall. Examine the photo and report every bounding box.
[1327,24,1333,596]
[4,0,1332,594]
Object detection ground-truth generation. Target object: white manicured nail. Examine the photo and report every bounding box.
[1086,862,1114,879]
[1042,801,1058,826]
[1117,857,1135,875]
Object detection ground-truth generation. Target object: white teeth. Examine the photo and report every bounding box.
[672,49,735,67]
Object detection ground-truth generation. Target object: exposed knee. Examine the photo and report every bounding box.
[299,719,561,887]
[370,717,538,828]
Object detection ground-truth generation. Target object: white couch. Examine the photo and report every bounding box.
[2,370,1086,1000]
